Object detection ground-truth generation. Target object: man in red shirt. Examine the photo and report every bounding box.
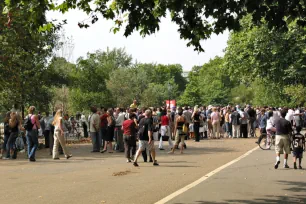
[122,113,138,162]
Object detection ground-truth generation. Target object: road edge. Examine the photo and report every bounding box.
[155,145,260,204]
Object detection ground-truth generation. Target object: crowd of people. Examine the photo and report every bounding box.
[1,100,305,169]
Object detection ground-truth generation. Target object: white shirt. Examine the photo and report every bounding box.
[266,118,274,130]
[89,113,100,132]
[294,109,300,121]
[116,112,125,126]
[285,109,294,121]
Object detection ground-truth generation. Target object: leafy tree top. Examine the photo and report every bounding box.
[4,0,306,52]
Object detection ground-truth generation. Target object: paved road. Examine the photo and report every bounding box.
[167,147,306,204]
[0,138,257,204]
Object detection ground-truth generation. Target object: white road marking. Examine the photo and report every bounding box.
[155,145,260,204]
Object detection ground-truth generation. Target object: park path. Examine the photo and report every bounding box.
[165,147,306,204]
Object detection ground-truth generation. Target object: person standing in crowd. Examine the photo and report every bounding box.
[52,110,72,160]
[240,108,249,138]
[133,110,159,167]
[122,113,138,162]
[101,108,115,153]
[293,107,302,128]
[211,107,220,139]
[169,109,186,154]
[3,112,23,159]
[130,100,138,109]
[115,108,125,152]
[89,106,101,153]
[183,106,192,139]
[247,105,256,137]
[1,112,11,159]
[25,106,41,162]
[100,107,108,150]
[274,109,293,169]
[225,107,232,138]
[206,105,213,138]
[43,112,52,148]
[159,109,174,150]
[231,107,241,138]
[81,112,88,138]
[192,105,201,142]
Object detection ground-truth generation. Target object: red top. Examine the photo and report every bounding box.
[100,114,108,128]
[122,120,136,136]
[161,115,169,126]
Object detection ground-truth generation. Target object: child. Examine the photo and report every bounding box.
[291,126,305,169]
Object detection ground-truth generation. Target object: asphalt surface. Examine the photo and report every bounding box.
[167,147,306,204]
[0,138,258,204]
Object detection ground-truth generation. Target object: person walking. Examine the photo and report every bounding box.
[133,110,159,167]
[168,109,186,154]
[89,106,101,153]
[52,110,72,160]
[159,109,173,150]
[24,106,41,162]
[43,112,52,148]
[274,110,293,169]
[122,113,138,162]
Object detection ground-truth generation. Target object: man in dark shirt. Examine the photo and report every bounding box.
[133,110,159,167]
[246,106,256,137]
[231,107,241,138]
[274,110,293,169]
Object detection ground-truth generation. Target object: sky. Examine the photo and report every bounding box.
[47,10,229,71]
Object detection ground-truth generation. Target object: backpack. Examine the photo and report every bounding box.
[24,115,34,131]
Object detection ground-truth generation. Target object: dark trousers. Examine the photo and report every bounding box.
[49,130,63,155]
[142,149,152,162]
[115,127,124,152]
[82,123,88,138]
[43,130,50,148]
[123,135,136,159]
[194,122,200,141]
[6,132,18,158]
[240,124,248,138]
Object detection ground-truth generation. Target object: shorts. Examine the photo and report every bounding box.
[138,140,155,151]
[175,129,185,146]
[293,151,303,158]
[275,135,291,154]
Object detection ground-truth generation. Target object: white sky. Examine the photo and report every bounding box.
[47,10,229,71]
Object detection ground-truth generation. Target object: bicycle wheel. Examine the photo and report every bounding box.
[259,134,272,150]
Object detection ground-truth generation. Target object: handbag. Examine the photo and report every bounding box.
[182,124,188,133]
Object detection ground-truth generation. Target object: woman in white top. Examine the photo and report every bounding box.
[52,110,72,160]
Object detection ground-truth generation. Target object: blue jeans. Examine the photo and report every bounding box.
[26,130,38,159]
[225,122,232,136]
[2,133,9,152]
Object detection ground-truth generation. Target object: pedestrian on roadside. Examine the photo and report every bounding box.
[159,109,173,150]
[169,109,186,154]
[192,105,201,142]
[100,107,108,150]
[43,112,52,148]
[291,126,305,169]
[115,108,125,152]
[25,106,41,162]
[122,113,138,163]
[133,110,159,167]
[89,106,101,153]
[81,112,88,138]
[211,107,220,139]
[52,110,72,160]
[274,109,293,169]
[101,108,115,153]
[231,107,241,138]
[1,112,11,159]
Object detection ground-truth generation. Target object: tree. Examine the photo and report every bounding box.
[5,1,306,52]
[0,3,59,117]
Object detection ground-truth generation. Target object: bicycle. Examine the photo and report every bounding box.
[258,132,275,150]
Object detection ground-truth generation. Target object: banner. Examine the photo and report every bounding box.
[165,100,176,109]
